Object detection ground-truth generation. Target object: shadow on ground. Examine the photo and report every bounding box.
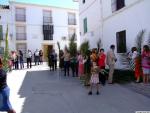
[18,70,150,113]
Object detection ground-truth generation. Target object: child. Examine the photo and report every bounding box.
[88,62,100,95]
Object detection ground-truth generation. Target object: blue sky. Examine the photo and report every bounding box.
[0,0,78,9]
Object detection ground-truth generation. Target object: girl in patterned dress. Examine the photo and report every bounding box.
[88,62,100,95]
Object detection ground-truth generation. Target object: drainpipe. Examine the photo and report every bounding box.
[99,0,103,41]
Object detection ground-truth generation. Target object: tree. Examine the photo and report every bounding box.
[69,33,77,57]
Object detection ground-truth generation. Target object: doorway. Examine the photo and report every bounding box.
[43,45,53,61]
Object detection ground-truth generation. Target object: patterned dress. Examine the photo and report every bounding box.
[90,66,99,84]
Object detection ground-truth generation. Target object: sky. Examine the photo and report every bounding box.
[0,0,79,9]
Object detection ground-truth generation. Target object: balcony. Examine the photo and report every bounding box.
[43,34,53,40]
[68,18,76,25]
[16,33,26,40]
[43,25,54,40]
[16,14,26,22]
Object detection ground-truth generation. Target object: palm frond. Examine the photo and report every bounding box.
[97,38,102,51]
[135,30,145,54]
[57,41,60,52]
[69,33,77,57]
[3,24,9,71]
[80,40,90,56]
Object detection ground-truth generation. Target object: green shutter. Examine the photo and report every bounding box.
[0,25,3,40]
[83,18,87,33]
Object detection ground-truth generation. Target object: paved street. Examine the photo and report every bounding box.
[3,63,150,113]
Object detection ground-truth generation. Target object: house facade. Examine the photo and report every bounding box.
[77,0,150,69]
[0,1,79,60]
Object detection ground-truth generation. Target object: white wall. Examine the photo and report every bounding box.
[79,0,150,69]
[79,0,102,48]
[0,8,15,51]
[102,0,150,68]
[10,1,79,54]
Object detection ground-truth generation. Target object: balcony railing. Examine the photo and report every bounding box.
[16,33,26,40]
[68,18,76,25]
[16,14,26,22]
[43,17,53,25]
[43,34,53,40]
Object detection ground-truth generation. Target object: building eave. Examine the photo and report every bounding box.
[9,1,79,11]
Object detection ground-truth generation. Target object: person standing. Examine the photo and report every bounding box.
[78,52,84,77]
[63,49,70,76]
[19,50,24,69]
[0,59,16,113]
[39,50,43,64]
[59,50,64,70]
[53,50,57,70]
[88,62,100,95]
[34,49,39,65]
[14,51,19,70]
[142,45,150,84]
[131,47,143,83]
[106,45,117,84]
[26,50,32,68]
[98,48,106,85]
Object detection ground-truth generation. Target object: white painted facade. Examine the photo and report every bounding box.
[0,1,79,60]
[78,0,150,69]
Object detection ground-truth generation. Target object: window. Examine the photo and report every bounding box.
[83,18,87,34]
[16,7,26,22]
[0,25,3,40]
[43,10,52,25]
[83,0,85,4]
[16,26,26,40]
[111,0,125,12]
[116,30,126,53]
[68,28,76,40]
[68,13,76,25]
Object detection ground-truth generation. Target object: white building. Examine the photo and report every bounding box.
[0,1,79,60]
[76,0,150,69]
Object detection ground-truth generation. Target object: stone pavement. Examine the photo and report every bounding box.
[2,63,150,113]
[122,82,150,98]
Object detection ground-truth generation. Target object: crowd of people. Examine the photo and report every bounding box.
[0,44,150,112]
[56,44,118,95]
[7,49,43,71]
[128,45,150,84]
[57,44,150,95]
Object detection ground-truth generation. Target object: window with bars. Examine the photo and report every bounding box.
[68,13,76,25]
[16,7,26,22]
[43,10,52,25]
[16,26,26,40]
[83,18,87,34]
[116,30,127,53]
[43,34,53,40]
[111,0,125,12]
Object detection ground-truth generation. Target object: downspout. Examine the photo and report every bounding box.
[99,0,103,42]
